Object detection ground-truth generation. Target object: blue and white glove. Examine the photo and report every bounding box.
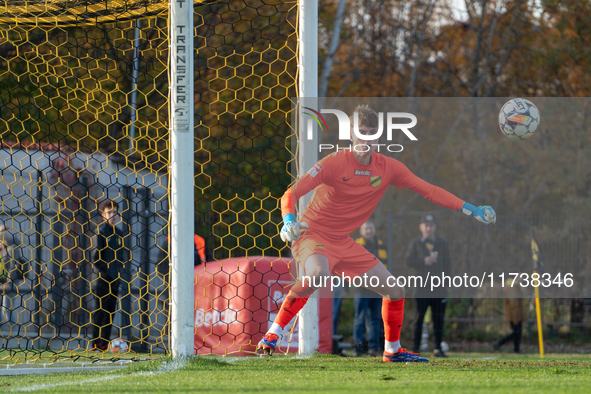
[280,213,302,242]
[461,203,497,224]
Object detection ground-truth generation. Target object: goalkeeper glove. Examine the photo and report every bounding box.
[461,203,496,224]
[280,213,301,242]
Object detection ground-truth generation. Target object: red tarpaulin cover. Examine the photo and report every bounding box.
[194,256,332,355]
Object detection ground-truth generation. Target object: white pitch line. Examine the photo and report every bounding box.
[11,359,189,393]
[11,373,133,393]
[223,354,313,363]
[293,354,313,360]
[2,366,127,376]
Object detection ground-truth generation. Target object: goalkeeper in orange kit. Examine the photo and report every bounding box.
[258,105,496,362]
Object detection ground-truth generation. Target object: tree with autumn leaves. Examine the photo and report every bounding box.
[319,0,591,223]
[319,0,591,325]
[320,0,591,97]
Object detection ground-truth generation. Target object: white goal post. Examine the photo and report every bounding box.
[297,0,319,355]
[169,0,195,359]
[169,0,319,358]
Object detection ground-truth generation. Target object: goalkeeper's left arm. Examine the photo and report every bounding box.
[388,157,496,225]
[459,203,496,224]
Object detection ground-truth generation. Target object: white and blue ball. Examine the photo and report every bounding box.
[109,338,129,353]
[498,98,540,140]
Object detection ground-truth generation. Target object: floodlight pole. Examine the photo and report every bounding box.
[298,0,319,355]
[169,0,195,359]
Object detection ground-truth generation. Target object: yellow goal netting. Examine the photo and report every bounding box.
[0,0,297,364]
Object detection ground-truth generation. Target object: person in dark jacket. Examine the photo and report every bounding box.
[353,220,388,357]
[405,215,450,358]
[90,200,130,351]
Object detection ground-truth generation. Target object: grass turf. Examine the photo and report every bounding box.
[1,353,590,393]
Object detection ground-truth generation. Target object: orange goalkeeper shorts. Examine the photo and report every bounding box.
[291,230,381,278]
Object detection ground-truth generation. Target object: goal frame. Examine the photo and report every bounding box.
[169,0,319,358]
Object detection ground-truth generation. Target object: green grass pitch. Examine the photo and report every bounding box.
[1,353,590,393]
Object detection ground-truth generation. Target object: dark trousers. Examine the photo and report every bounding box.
[497,322,522,352]
[354,297,383,352]
[413,298,447,352]
[332,296,343,335]
[91,278,119,345]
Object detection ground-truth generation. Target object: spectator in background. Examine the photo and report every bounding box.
[405,215,450,358]
[0,233,13,323]
[157,231,212,314]
[331,282,343,337]
[161,233,212,268]
[0,226,25,325]
[494,283,525,353]
[90,200,130,351]
[194,234,212,265]
[353,219,387,357]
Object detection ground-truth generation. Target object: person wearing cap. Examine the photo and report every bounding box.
[405,215,451,358]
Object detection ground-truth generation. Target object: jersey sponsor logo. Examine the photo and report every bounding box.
[370,176,382,188]
[307,163,324,178]
[354,170,371,176]
[343,177,352,181]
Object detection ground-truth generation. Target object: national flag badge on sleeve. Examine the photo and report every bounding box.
[307,163,324,178]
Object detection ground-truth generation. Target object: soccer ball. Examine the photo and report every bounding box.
[498,98,540,139]
[109,338,129,353]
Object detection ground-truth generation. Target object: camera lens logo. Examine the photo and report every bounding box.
[301,107,418,153]
[303,107,329,139]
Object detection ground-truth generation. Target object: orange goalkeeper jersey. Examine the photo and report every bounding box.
[281,150,464,241]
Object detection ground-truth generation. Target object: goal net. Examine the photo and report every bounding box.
[0,0,298,364]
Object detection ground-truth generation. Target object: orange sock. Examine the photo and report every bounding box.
[274,280,316,329]
[382,298,405,342]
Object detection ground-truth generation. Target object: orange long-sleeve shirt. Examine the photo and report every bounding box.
[281,150,464,241]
